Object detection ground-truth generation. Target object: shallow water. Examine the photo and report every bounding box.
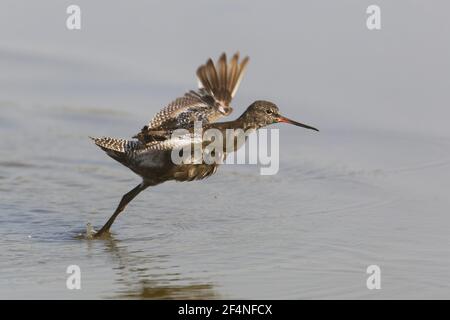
[1,1,450,299]
[2,101,450,299]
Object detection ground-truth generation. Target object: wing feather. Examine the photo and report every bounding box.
[136,52,249,143]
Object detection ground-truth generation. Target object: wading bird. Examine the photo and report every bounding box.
[91,52,318,238]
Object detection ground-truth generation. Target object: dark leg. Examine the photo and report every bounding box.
[94,182,149,238]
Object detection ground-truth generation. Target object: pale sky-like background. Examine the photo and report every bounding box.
[1,1,449,136]
[1,1,450,299]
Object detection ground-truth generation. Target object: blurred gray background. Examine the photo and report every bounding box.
[1,1,449,299]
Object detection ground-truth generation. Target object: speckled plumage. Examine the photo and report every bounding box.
[90,54,319,238]
[134,52,249,143]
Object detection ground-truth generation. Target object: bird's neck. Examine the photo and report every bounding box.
[208,114,258,132]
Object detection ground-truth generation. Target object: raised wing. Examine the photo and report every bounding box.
[134,52,249,143]
[147,90,216,130]
[196,52,249,112]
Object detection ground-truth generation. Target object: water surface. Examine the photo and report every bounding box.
[1,0,450,299]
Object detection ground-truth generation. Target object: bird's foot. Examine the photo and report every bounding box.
[92,226,113,239]
[85,223,97,239]
[84,223,112,239]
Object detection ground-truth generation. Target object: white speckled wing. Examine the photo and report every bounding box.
[146,90,214,130]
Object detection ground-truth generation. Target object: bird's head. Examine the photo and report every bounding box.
[240,100,319,131]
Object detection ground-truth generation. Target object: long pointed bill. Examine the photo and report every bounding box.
[277,116,319,132]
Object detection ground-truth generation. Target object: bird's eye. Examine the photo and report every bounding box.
[266,109,273,115]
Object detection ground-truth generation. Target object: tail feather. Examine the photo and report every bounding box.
[90,136,130,152]
[90,136,140,165]
[196,52,249,106]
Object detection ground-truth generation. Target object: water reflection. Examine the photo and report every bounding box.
[119,282,218,300]
[100,237,219,299]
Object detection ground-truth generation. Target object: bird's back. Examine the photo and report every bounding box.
[92,52,250,182]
